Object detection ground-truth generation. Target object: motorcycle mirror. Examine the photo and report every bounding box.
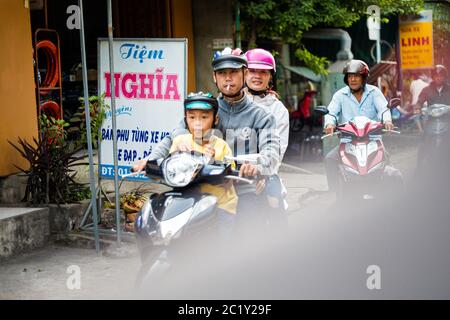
[314,106,329,116]
[388,98,401,109]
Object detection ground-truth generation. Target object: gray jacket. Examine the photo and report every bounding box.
[246,90,289,166]
[149,93,281,193]
[215,93,280,176]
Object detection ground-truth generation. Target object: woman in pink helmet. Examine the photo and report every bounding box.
[245,48,289,211]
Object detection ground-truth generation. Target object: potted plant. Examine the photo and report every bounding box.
[9,115,90,205]
[67,93,109,149]
[103,190,147,232]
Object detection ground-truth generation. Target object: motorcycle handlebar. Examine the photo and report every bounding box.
[224,168,256,184]
[382,129,401,134]
[321,131,340,140]
[224,175,254,184]
[120,170,145,180]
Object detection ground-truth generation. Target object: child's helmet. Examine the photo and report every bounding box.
[184,92,218,116]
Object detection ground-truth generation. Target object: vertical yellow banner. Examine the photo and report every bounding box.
[399,10,434,69]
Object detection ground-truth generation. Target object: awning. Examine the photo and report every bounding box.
[283,65,321,82]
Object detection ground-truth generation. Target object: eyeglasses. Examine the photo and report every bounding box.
[347,74,362,79]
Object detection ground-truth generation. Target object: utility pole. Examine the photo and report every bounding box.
[236,1,241,49]
[367,5,382,89]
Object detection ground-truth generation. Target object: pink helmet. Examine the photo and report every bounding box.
[245,48,276,73]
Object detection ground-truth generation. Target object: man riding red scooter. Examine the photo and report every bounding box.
[318,59,401,201]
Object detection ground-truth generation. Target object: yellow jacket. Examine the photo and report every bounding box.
[170,134,238,214]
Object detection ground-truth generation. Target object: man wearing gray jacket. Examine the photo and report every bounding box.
[132,48,282,229]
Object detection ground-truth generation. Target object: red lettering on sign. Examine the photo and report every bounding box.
[401,37,430,47]
[104,69,180,101]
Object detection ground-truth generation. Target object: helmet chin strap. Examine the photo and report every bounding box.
[247,87,268,96]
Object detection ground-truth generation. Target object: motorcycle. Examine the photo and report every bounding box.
[129,151,255,287]
[417,103,450,168]
[290,90,317,132]
[314,102,403,202]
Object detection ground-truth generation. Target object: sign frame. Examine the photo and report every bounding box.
[97,37,187,181]
[398,10,434,70]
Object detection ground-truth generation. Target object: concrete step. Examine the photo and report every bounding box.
[0,207,50,262]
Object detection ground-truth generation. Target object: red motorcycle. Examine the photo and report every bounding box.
[315,102,403,201]
[290,90,316,132]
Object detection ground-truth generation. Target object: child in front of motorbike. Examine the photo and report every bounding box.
[169,92,238,239]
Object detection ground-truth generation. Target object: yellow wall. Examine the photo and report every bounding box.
[169,0,197,93]
[0,2,38,176]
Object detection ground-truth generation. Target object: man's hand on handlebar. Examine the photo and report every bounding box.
[324,124,335,135]
[239,163,259,177]
[131,159,147,173]
[413,105,422,115]
[384,120,394,131]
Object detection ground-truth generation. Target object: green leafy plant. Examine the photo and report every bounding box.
[39,114,69,146]
[240,0,424,74]
[68,93,109,149]
[8,115,89,205]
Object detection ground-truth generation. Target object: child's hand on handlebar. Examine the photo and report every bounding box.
[175,140,193,152]
[203,143,216,159]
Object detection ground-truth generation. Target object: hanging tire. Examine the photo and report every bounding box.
[36,40,59,95]
[40,100,61,120]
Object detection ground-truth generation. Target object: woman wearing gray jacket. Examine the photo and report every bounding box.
[244,48,289,211]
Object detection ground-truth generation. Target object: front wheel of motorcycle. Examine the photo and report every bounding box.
[135,246,168,290]
[335,174,346,206]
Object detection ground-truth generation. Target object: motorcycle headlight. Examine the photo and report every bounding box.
[162,153,201,187]
[430,107,446,118]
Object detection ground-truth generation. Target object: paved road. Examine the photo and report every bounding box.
[1,134,449,299]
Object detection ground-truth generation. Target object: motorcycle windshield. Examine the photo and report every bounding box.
[153,196,195,222]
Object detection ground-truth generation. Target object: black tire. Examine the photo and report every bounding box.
[290,117,304,132]
[135,247,167,289]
